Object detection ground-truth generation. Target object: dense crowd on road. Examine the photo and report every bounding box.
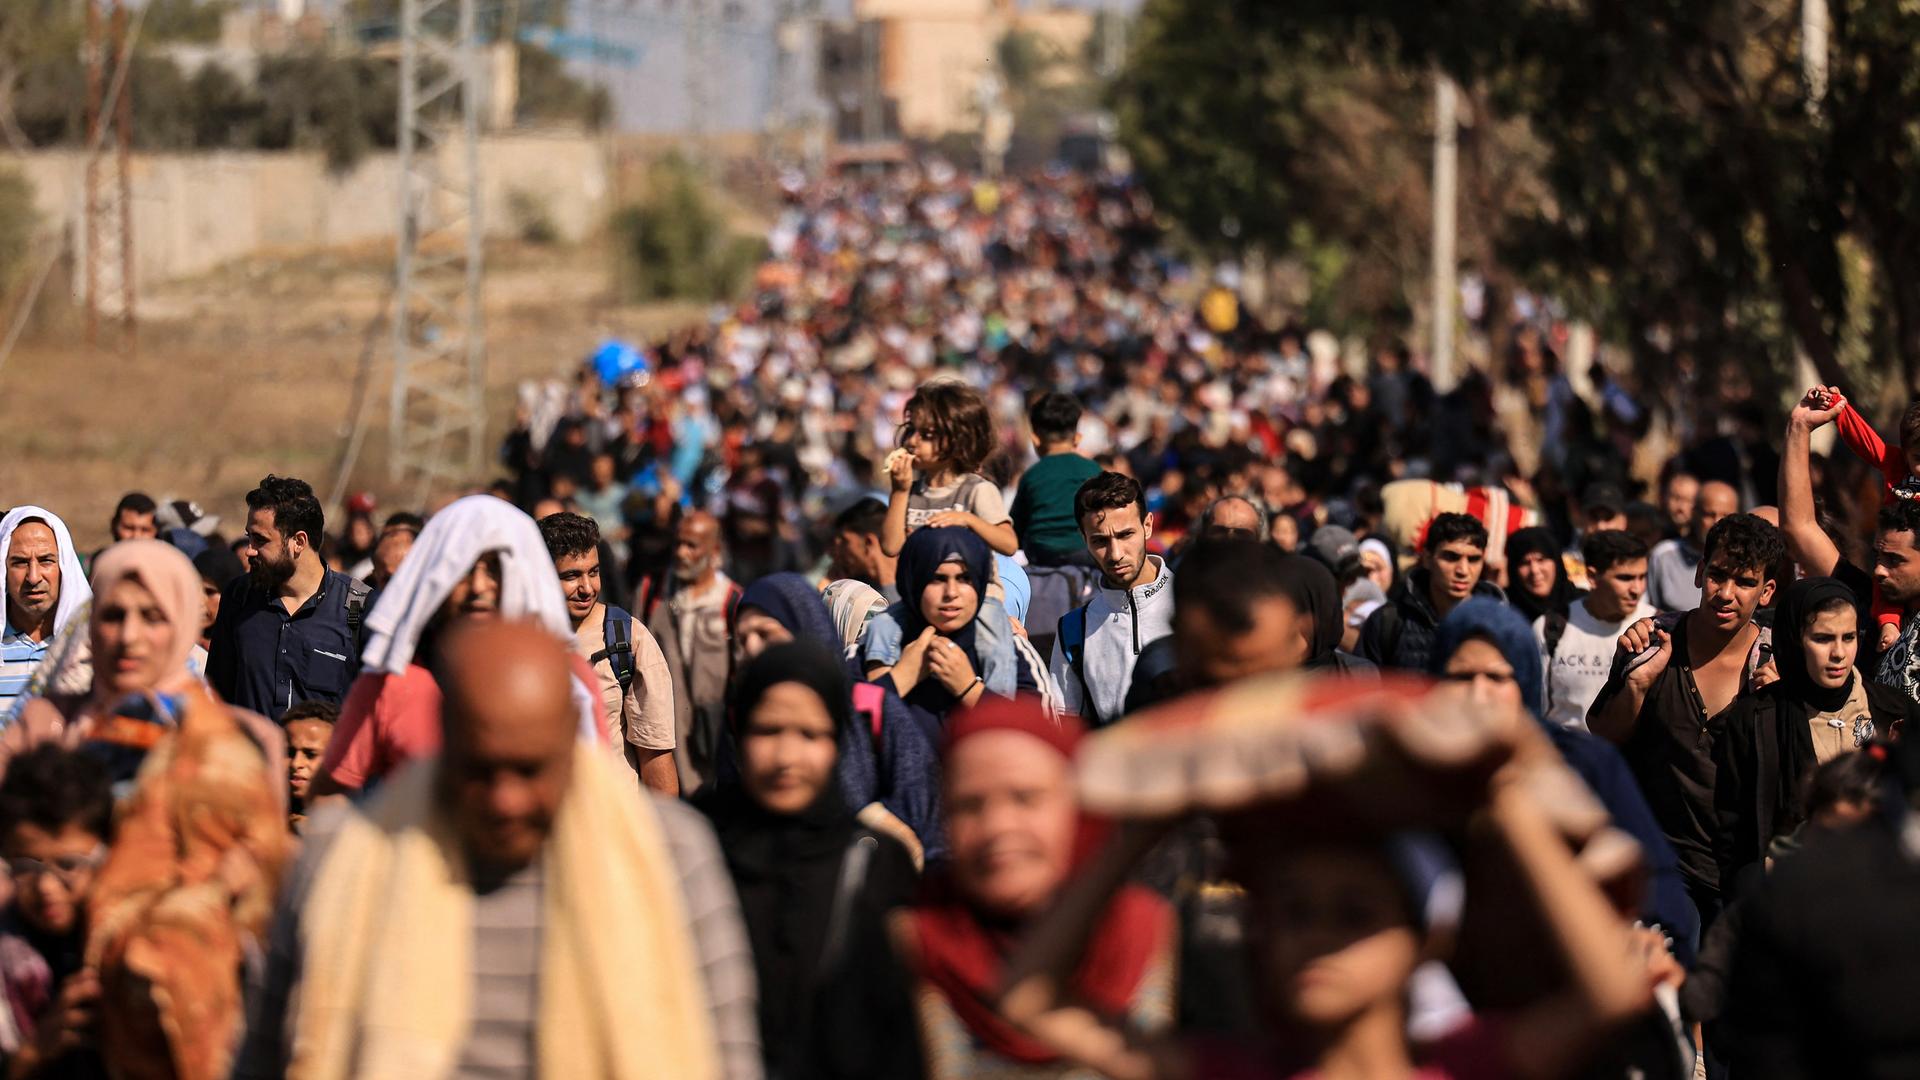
[0,161,1916,1079]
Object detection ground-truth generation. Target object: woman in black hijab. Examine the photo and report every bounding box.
[695,641,923,1080]
[1277,553,1379,675]
[1713,577,1919,884]
[1504,525,1585,624]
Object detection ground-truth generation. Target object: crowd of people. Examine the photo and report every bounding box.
[0,161,1915,1078]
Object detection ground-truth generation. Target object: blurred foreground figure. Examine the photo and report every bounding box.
[239,621,760,1079]
[1718,736,1920,1078]
[88,686,293,1080]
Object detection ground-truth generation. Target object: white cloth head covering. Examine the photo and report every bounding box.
[359,495,594,739]
[0,506,92,636]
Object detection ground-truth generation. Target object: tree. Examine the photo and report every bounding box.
[1112,2,1545,343]
[1114,0,1920,411]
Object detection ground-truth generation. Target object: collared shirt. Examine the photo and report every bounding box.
[0,621,50,719]
[205,570,370,718]
[1593,612,1771,894]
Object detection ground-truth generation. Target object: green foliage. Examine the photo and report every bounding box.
[0,168,38,298]
[142,0,233,44]
[1112,3,1450,338]
[507,189,559,245]
[1114,0,1920,400]
[995,29,1063,97]
[4,23,598,172]
[611,156,760,303]
[514,41,609,130]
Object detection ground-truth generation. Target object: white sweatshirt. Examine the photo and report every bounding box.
[1536,595,1657,731]
[1049,556,1176,725]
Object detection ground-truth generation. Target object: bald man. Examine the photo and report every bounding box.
[644,511,740,792]
[1648,479,1740,612]
[1196,495,1267,543]
[239,621,764,1079]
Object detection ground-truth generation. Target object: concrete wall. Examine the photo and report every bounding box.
[14,132,606,290]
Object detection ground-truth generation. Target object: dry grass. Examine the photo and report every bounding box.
[0,238,705,549]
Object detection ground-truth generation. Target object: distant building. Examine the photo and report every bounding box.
[842,0,1095,140]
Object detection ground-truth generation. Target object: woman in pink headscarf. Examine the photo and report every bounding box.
[0,540,285,794]
[0,541,293,1079]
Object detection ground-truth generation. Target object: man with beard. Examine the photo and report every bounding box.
[0,509,93,719]
[1050,472,1175,727]
[206,475,373,716]
[644,511,740,793]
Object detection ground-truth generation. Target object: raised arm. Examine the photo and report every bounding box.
[1780,386,1844,578]
[996,822,1186,1080]
[1490,779,1658,1080]
[882,454,913,557]
[1832,394,1907,492]
[1585,618,1668,745]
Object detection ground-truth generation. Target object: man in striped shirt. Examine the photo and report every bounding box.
[0,509,86,717]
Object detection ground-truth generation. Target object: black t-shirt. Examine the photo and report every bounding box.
[1595,615,1764,893]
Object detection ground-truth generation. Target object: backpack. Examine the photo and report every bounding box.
[1055,601,1099,725]
[635,576,742,640]
[592,603,639,697]
[343,578,373,652]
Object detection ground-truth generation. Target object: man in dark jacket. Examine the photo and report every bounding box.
[1357,512,1504,672]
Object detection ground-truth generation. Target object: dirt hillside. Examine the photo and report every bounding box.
[0,239,703,549]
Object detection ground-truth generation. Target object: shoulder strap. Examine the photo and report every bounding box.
[1056,602,1096,724]
[344,578,373,650]
[815,835,878,990]
[634,576,656,622]
[594,604,637,695]
[852,681,887,747]
[1543,611,1569,661]
[722,582,743,637]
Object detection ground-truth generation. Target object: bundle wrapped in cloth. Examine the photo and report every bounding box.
[1076,671,1646,1008]
[1380,479,1539,568]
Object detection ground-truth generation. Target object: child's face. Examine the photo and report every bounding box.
[1904,443,1920,481]
[1246,847,1422,1029]
[287,719,333,803]
[903,412,944,470]
[3,823,104,937]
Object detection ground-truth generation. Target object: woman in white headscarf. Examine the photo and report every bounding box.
[310,496,602,798]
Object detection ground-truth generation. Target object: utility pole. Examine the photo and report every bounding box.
[83,0,134,354]
[1802,0,1828,114]
[1429,73,1458,393]
[389,0,488,498]
[860,14,882,166]
[684,0,712,160]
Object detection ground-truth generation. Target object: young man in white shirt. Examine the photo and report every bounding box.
[1537,529,1654,730]
[1050,471,1175,727]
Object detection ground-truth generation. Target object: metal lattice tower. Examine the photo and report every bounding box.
[390,0,487,498]
[83,0,135,352]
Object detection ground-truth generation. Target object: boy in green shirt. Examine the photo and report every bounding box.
[1011,392,1102,567]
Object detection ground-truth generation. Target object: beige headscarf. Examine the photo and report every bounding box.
[290,744,720,1080]
[87,540,205,705]
[822,578,888,652]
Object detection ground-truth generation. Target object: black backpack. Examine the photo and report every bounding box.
[344,578,373,652]
[591,603,639,696]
